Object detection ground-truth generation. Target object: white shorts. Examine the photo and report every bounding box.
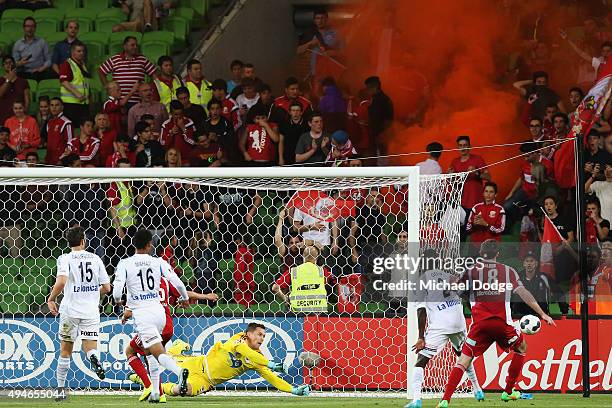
[419,329,466,359]
[58,315,100,342]
[133,308,166,349]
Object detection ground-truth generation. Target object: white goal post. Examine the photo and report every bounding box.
[0,165,468,398]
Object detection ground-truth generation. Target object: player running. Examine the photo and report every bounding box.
[122,276,218,402]
[129,322,311,398]
[112,229,191,402]
[405,250,483,408]
[437,240,555,407]
[47,226,111,401]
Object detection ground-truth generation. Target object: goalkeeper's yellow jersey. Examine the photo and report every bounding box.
[178,332,293,393]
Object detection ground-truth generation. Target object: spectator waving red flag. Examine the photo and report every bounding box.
[540,211,564,280]
[554,60,612,188]
[287,190,356,222]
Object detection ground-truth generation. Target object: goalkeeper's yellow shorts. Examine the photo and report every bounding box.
[175,355,212,396]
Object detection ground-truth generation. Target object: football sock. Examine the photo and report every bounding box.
[56,357,70,388]
[128,355,151,388]
[442,364,466,402]
[505,352,525,394]
[411,366,424,401]
[158,353,183,376]
[466,362,482,392]
[146,355,160,397]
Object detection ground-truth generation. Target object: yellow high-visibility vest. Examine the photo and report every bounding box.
[290,262,328,313]
[186,79,212,110]
[60,58,89,105]
[115,182,136,228]
[154,75,182,111]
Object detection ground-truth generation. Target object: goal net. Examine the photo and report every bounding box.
[0,166,468,398]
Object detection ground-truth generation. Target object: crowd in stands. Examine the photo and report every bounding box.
[0,3,611,316]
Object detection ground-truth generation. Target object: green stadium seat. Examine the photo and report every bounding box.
[97,8,127,21]
[170,7,194,31]
[142,31,175,47]
[1,9,34,21]
[37,79,61,100]
[46,31,69,49]
[64,9,94,33]
[82,0,110,13]
[27,79,38,112]
[109,31,142,55]
[95,16,123,33]
[141,41,170,66]
[53,0,80,9]
[188,0,208,28]
[162,16,189,48]
[1,18,24,34]
[35,17,62,33]
[34,8,65,21]
[0,37,11,55]
[80,32,110,59]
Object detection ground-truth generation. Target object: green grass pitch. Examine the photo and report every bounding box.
[0,394,611,407]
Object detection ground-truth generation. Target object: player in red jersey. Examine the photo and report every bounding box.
[436,240,555,407]
[122,277,218,401]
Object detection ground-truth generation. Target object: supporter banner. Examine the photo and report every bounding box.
[0,317,303,389]
[302,317,612,392]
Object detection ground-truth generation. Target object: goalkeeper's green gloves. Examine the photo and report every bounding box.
[291,385,310,396]
[267,361,288,373]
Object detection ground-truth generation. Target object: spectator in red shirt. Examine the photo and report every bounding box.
[210,79,239,130]
[5,100,40,160]
[466,182,506,254]
[346,89,371,152]
[106,134,135,167]
[274,76,312,115]
[159,100,195,164]
[45,97,73,165]
[95,113,117,166]
[568,87,584,113]
[103,81,131,135]
[66,118,100,166]
[189,132,221,167]
[232,227,255,308]
[551,112,569,140]
[448,135,490,213]
[239,104,280,166]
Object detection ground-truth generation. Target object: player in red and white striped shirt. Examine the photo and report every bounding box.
[437,240,555,407]
[98,37,157,106]
[67,118,100,166]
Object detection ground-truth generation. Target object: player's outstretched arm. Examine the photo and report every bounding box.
[234,342,271,367]
[186,290,219,302]
[255,366,306,395]
[514,286,556,326]
[160,259,189,302]
[112,261,127,304]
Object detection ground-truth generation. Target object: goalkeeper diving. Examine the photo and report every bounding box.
[130,322,310,397]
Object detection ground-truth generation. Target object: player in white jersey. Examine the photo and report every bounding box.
[47,226,111,401]
[112,229,190,402]
[405,250,483,408]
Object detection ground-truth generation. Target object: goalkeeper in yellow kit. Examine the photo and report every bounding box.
[133,322,310,397]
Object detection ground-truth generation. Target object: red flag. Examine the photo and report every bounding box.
[540,213,564,280]
[554,60,612,188]
[287,190,356,222]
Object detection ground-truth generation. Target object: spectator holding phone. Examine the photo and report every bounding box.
[12,17,53,81]
[0,55,30,125]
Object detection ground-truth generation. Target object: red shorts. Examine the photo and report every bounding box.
[462,318,523,358]
[130,315,174,356]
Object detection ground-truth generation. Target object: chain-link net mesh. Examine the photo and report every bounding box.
[0,170,468,398]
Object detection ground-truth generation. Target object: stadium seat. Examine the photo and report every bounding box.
[141,41,170,65]
[34,17,62,33]
[53,0,80,9]
[188,0,209,28]
[109,31,142,55]
[0,37,11,55]
[82,0,111,13]
[45,31,68,49]
[170,6,195,31]
[34,8,65,21]
[80,32,110,59]
[0,18,24,34]
[96,7,127,21]
[1,9,34,21]
[27,80,38,113]
[64,9,94,33]
[162,16,189,49]
[142,30,175,53]
[95,16,123,33]
[37,79,61,100]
